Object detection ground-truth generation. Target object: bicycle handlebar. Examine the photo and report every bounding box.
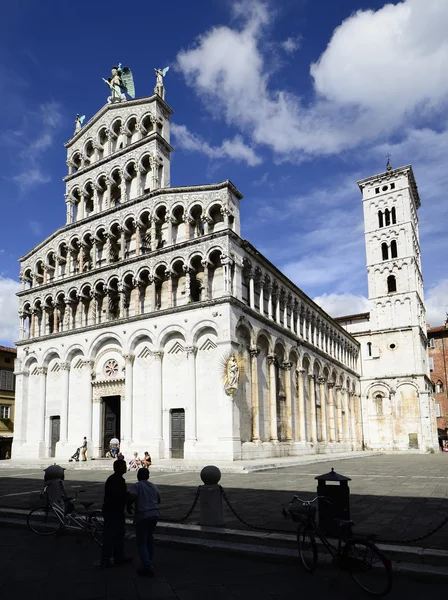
[291,495,331,505]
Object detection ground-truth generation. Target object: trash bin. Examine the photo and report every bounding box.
[315,467,351,537]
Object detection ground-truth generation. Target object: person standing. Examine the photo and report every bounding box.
[100,460,132,568]
[81,437,88,461]
[128,468,160,577]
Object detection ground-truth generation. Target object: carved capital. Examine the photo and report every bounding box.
[60,362,71,372]
[154,351,164,361]
[249,346,260,358]
[36,366,47,376]
[123,354,135,365]
[282,361,293,371]
[185,346,198,357]
[267,354,277,366]
[327,382,335,389]
[317,376,327,385]
[308,374,315,381]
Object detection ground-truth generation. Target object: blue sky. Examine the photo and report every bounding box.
[0,0,447,345]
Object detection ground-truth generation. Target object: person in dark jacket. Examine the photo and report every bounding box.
[100,459,131,567]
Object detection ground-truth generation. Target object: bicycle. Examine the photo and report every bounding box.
[284,495,393,597]
[27,487,104,546]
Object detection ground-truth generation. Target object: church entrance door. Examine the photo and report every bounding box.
[103,396,121,456]
[171,409,185,459]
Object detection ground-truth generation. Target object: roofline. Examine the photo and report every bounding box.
[0,346,17,354]
[65,94,173,148]
[18,180,243,262]
[334,312,370,321]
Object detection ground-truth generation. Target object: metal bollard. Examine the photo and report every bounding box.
[199,465,223,526]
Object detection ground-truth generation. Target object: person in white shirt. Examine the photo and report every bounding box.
[127,468,160,577]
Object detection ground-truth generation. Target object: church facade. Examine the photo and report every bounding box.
[11,80,437,461]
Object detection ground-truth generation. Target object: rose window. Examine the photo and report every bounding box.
[104,359,119,378]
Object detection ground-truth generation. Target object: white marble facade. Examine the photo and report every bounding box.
[12,92,436,461]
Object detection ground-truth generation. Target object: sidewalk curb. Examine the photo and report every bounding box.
[2,508,448,577]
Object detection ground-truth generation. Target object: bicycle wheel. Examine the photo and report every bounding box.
[27,506,61,535]
[89,510,104,546]
[297,523,318,573]
[344,538,392,597]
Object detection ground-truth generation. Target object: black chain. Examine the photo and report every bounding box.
[374,515,448,545]
[220,486,290,534]
[161,486,201,524]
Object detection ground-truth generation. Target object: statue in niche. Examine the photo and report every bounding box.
[221,353,244,397]
[154,67,169,100]
[103,64,135,104]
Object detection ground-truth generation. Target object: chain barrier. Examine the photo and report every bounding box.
[161,485,201,524]
[374,514,448,546]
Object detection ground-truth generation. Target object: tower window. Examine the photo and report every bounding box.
[436,381,443,394]
[387,275,397,293]
[378,211,384,228]
[391,206,396,224]
[367,342,372,357]
[390,183,395,190]
[381,243,389,260]
[390,240,398,258]
[429,338,435,348]
[375,187,380,194]
[385,209,391,226]
[375,394,383,416]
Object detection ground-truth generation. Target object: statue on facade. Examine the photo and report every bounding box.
[154,67,169,100]
[103,64,135,104]
[221,352,244,397]
[74,114,85,134]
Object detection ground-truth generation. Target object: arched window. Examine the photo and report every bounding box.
[387,275,397,293]
[367,342,372,357]
[375,394,383,416]
[436,381,443,394]
[384,209,391,226]
[390,240,397,258]
[378,211,383,228]
[381,243,389,260]
[391,206,396,224]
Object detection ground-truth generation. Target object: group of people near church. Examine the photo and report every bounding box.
[69,437,152,470]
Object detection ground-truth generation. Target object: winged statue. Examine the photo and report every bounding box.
[102,64,135,104]
[154,66,169,100]
[74,114,86,133]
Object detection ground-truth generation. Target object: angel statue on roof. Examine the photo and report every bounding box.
[154,66,169,100]
[74,114,85,134]
[102,64,135,104]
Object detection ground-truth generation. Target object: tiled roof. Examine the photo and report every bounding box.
[0,346,16,354]
[427,325,448,334]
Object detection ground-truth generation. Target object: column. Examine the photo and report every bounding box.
[37,367,47,443]
[120,227,126,261]
[355,394,363,446]
[343,388,351,442]
[185,347,198,442]
[184,215,191,241]
[123,355,134,444]
[221,206,230,228]
[318,377,327,442]
[283,302,288,329]
[249,346,260,442]
[297,368,306,441]
[153,352,164,442]
[202,260,209,300]
[259,281,265,316]
[335,385,343,442]
[283,362,293,441]
[12,367,26,445]
[151,218,157,251]
[59,363,70,444]
[327,382,336,442]
[249,270,255,309]
[18,311,24,340]
[275,293,281,323]
[83,360,94,444]
[135,224,141,256]
[92,397,103,458]
[166,272,173,308]
[268,355,278,442]
[167,217,174,245]
[151,278,157,311]
[308,374,317,443]
[267,285,273,319]
[65,197,73,224]
[350,392,357,448]
[295,308,300,337]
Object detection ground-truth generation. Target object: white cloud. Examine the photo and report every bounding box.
[171,123,261,166]
[39,101,62,128]
[12,169,51,191]
[176,0,448,157]
[313,293,370,319]
[29,220,43,236]
[426,279,448,327]
[0,277,20,346]
[281,36,301,54]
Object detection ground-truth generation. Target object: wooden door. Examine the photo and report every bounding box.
[171,409,185,459]
[50,416,60,457]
